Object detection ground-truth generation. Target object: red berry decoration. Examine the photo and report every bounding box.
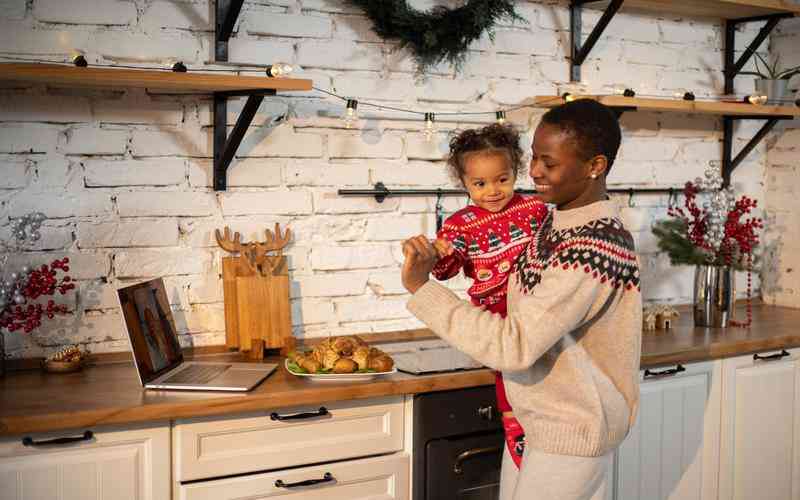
[0,258,75,334]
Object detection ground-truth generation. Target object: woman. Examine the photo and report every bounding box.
[401,99,642,500]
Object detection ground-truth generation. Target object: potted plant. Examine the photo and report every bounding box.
[740,53,800,105]
[652,167,762,328]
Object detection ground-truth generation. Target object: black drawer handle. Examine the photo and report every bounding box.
[22,430,93,447]
[270,407,329,421]
[275,472,334,489]
[644,365,686,379]
[754,350,790,362]
[453,445,503,474]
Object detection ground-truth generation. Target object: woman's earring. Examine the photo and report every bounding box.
[590,174,597,179]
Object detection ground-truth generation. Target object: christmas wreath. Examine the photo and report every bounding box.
[345,0,523,72]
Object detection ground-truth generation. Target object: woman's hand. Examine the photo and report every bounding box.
[402,235,438,294]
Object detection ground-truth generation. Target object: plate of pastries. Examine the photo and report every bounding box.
[286,335,395,381]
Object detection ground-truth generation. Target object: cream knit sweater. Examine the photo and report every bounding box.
[408,200,642,457]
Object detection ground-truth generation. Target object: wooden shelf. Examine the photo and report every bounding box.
[587,0,800,19]
[0,63,312,93]
[534,95,800,117]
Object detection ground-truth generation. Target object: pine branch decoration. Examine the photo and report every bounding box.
[345,0,524,72]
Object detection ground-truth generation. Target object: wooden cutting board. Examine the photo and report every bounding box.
[230,256,291,352]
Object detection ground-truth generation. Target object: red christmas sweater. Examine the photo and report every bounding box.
[433,194,549,308]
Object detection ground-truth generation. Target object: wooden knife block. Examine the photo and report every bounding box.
[221,255,294,355]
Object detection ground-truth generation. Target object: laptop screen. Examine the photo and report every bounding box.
[117,278,184,385]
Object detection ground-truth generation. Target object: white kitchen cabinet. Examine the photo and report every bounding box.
[615,360,721,500]
[0,422,170,500]
[719,347,800,500]
[173,396,404,482]
[177,452,409,500]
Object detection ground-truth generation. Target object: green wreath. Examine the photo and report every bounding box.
[345,0,524,72]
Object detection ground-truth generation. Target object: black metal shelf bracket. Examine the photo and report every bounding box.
[721,114,791,187]
[213,89,275,191]
[216,0,245,62]
[724,13,794,95]
[339,183,680,204]
[570,0,623,82]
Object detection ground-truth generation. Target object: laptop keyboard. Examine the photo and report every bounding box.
[163,364,231,384]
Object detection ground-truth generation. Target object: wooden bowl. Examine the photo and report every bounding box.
[41,357,85,374]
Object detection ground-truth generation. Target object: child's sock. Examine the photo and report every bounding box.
[502,415,525,468]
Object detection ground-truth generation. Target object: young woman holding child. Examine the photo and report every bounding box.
[402,99,642,500]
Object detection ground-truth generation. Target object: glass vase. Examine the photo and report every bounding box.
[693,265,735,327]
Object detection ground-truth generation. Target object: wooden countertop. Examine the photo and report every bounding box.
[1,303,798,437]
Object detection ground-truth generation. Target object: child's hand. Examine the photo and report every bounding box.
[432,238,454,258]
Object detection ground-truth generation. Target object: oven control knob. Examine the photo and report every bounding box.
[477,405,495,421]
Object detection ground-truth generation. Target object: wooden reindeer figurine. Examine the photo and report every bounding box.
[216,224,294,357]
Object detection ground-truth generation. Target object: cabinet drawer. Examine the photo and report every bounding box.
[174,396,404,481]
[0,423,170,500]
[178,453,409,500]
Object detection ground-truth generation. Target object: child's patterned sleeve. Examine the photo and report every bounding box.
[432,226,468,281]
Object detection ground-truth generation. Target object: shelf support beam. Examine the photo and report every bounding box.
[721,115,790,187]
[724,13,792,94]
[570,0,623,81]
[213,90,274,191]
[215,0,245,62]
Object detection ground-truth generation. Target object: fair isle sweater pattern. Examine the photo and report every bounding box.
[516,213,641,295]
[432,194,549,304]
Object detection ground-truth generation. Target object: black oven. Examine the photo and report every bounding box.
[413,385,504,500]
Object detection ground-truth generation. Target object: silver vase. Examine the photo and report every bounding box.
[693,265,735,327]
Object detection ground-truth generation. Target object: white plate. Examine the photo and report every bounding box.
[285,359,396,382]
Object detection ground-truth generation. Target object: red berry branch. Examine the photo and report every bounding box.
[0,258,74,333]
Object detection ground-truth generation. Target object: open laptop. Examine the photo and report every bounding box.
[118,278,276,391]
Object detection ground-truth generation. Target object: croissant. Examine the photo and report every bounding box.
[369,354,394,372]
[333,358,358,374]
[333,336,357,356]
[322,346,340,370]
[351,345,371,370]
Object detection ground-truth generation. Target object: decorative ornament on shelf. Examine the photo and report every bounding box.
[344,0,523,73]
[0,212,75,376]
[42,344,88,373]
[652,166,762,328]
[642,304,680,331]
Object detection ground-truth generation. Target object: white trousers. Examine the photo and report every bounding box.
[499,445,612,500]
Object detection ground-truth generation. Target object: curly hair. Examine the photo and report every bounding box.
[540,99,621,173]
[446,123,524,186]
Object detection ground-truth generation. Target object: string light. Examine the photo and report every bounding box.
[171,61,187,73]
[744,94,768,105]
[266,62,293,78]
[343,99,358,128]
[562,92,578,102]
[424,112,436,141]
[72,54,87,67]
[623,88,636,97]
[495,110,506,124]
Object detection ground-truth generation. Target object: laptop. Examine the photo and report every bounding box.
[118,278,276,391]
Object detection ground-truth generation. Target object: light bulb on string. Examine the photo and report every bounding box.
[171,61,187,72]
[266,62,293,78]
[562,92,578,102]
[343,99,358,129]
[495,110,506,124]
[424,112,436,142]
[71,53,88,67]
[744,94,767,105]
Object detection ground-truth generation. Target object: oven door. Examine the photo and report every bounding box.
[426,431,504,500]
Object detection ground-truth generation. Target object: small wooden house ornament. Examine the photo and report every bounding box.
[643,307,657,331]
[655,304,680,330]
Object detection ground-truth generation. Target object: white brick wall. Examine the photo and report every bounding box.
[1,0,797,359]
[763,15,800,307]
